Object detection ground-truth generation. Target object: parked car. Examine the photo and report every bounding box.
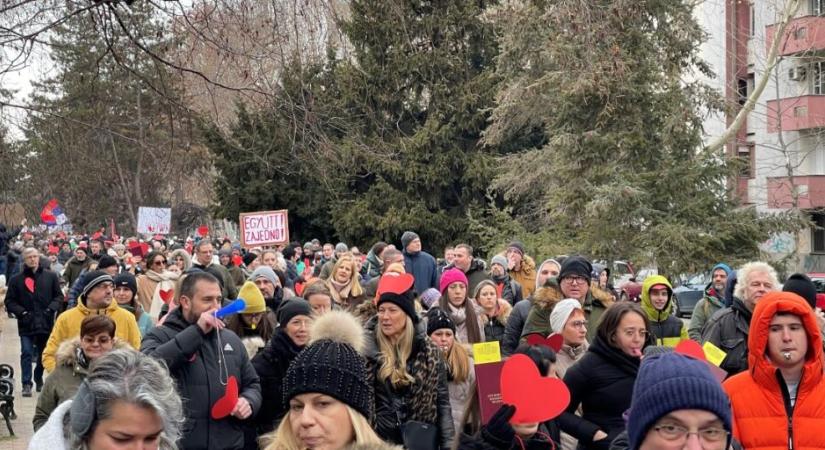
[616,267,657,303]
[671,273,709,318]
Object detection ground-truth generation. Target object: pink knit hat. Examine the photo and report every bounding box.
[440,268,469,294]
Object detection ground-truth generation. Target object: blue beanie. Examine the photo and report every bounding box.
[627,353,732,450]
[712,263,732,277]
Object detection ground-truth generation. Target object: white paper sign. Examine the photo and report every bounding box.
[240,210,289,247]
[137,207,171,235]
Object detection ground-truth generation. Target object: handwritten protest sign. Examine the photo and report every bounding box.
[137,207,171,234]
[239,210,289,247]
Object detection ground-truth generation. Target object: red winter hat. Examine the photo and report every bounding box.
[439,268,469,294]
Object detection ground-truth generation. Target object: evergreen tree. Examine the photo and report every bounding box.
[483,0,797,272]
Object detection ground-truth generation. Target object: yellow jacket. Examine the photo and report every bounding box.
[42,299,141,372]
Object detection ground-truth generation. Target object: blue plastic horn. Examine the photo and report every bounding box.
[214,299,246,319]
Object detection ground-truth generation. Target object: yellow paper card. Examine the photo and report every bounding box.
[702,341,727,367]
[473,341,502,364]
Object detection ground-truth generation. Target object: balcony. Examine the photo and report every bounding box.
[767,95,825,132]
[767,16,825,57]
[767,175,825,208]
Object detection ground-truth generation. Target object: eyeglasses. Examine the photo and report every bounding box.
[568,320,587,329]
[620,328,649,339]
[652,424,729,447]
[153,260,167,266]
[82,335,112,345]
[562,276,589,285]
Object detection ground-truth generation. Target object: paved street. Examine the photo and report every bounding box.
[0,314,36,449]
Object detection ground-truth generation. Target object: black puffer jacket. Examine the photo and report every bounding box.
[5,266,62,336]
[458,422,559,450]
[251,327,305,435]
[141,308,262,450]
[701,299,751,376]
[365,317,455,450]
[502,299,531,356]
[562,336,643,450]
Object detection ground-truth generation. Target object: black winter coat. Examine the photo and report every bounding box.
[141,308,262,450]
[492,275,523,306]
[365,318,455,450]
[457,422,559,450]
[250,327,304,435]
[562,336,641,450]
[502,299,531,356]
[701,299,751,377]
[5,266,62,336]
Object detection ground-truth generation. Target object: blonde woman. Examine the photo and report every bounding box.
[325,253,366,310]
[366,280,455,448]
[427,307,475,433]
[262,310,386,450]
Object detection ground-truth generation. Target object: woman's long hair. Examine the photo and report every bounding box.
[438,290,483,344]
[262,404,384,450]
[443,338,471,383]
[376,316,416,388]
[328,253,364,298]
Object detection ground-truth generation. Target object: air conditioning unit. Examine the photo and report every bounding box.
[789,66,807,81]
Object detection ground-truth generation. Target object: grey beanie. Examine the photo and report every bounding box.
[491,255,508,270]
[401,231,420,249]
[250,266,278,286]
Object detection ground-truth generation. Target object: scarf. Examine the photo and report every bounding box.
[589,335,641,377]
[448,302,467,326]
[329,279,352,304]
[144,269,178,283]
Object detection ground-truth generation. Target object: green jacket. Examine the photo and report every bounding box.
[687,284,724,342]
[640,275,687,347]
[522,281,613,342]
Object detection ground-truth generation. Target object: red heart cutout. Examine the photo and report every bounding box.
[197,225,209,237]
[147,225,154,232]
[92,231,102,240]
[232,255,243,267]
[159,289,174,303]
[525,333,564,353]
[210,375,239,420]
[500,354,570,423]
[377,272,415,296]
[24,278,35,293]
[674,339,706,361]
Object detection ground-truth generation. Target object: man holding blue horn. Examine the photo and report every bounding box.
[142,270,261,450]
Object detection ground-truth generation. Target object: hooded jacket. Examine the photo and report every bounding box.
[33,337,130,430]
[42,296,141,372]
[723,292,825,450]
[365,316,456,449]
[364,250,383,279]
[5,265,62,336]
[688,283,727,342]
[169,248,193,271]
[522,281,614,342]
[702,298,752,376]
[61,255,90,288]
[640,275,687,347]
[509,255,537,299]
[520,283,564,338]
[141,307,262,450]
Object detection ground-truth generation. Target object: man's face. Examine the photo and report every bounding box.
[90,241,102,254]
[181,280,222,323]
[406,238,422,253]
[76,249,87,261]
[86,281,114,309]
[491,264,506,277]
[102,265,119,276]
[743,270,775,311]
[712,269,728,291]
[444,249,455,264]
[453,248,471,272]
[254,277,276,298]
[196,243,214,266]
[387,253,405,269]
[23,251,40,270]
[220,254,231,266]
[640,410,727,450]
[767,314,808,369]
[323,245,334,259]
[560,275,590,301]
[506,248,523,267]
[649,286,670,311]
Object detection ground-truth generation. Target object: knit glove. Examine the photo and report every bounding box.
[481,404,516,447]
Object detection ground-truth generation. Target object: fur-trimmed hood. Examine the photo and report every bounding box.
[55,336,130,370]
[590,282,616,308]
[532,282,564,309]
[481,299,512,327]
[168,248,192,271]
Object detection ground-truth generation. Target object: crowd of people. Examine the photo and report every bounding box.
[3,226,825,450]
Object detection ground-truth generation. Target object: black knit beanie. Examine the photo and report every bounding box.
[283,310,373,420]
[80,271,114,302]
[277,298,312,327]
[377,290,419,324]
[558,255,592,281]
[113,272,137,297]
[783,273,817,309]
[426,307,456,336]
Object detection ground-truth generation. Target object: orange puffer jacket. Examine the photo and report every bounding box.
[723,292,825,450]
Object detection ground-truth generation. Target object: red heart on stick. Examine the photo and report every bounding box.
[210,375,239,420]
[377,273,415,296]
[525,333,564,353]
[197,225,209,237]
[500,354,570,423]
[159,289,174,303]
[24,278,34,293]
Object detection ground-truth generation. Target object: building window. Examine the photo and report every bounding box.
[795,106,809,117]
[814,61,825,95]
[738,144,754,178]
[813,212,825,253]
[814,0,825,16]
[749,3,755,38]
